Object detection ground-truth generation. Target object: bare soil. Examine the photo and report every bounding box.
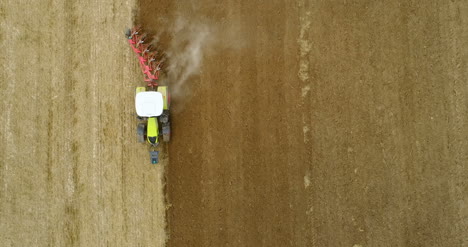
[0,0,167,246]
[139,1,468,246]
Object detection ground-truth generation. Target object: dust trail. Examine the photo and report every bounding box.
[163,17,217,99]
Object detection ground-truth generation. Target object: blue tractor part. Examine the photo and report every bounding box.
[150,151,159,164]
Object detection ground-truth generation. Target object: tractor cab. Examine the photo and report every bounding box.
[135,90,163,146]
[135,91,164,117]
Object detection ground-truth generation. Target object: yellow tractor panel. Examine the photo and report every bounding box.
[135,87,146,94]
[147,117,159,144]
[157,86,169,110]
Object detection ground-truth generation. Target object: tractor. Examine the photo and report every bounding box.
[126,26,170,164]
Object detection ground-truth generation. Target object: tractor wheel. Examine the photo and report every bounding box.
[137,133,145,143]
[167,91,171,109]
[159,111,169,124]
[137,123,146,143]
[125,28,131,38]
[162,123,170,142]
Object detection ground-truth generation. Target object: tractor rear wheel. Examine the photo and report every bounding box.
[159,111,169,124]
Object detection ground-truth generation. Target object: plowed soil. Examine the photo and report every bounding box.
[139,1,468,246]
[0,0,167,246]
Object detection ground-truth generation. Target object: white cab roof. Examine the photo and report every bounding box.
[135,91,163,117]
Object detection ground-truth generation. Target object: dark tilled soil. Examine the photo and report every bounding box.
[140,1,468,246]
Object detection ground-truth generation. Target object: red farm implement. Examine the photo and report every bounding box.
[125,26,162,88]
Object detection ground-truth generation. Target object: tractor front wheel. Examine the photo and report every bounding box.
[162,123,170,142]
[137,123,146,143]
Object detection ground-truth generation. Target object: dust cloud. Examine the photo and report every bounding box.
[163,17,217,99]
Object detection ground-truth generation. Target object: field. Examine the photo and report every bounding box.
[140,1,468,246]
[0,0,166,246]
[2,0,468,246]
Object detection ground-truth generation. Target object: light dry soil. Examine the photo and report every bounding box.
[139,1,468,246]
[1,0,167,246]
